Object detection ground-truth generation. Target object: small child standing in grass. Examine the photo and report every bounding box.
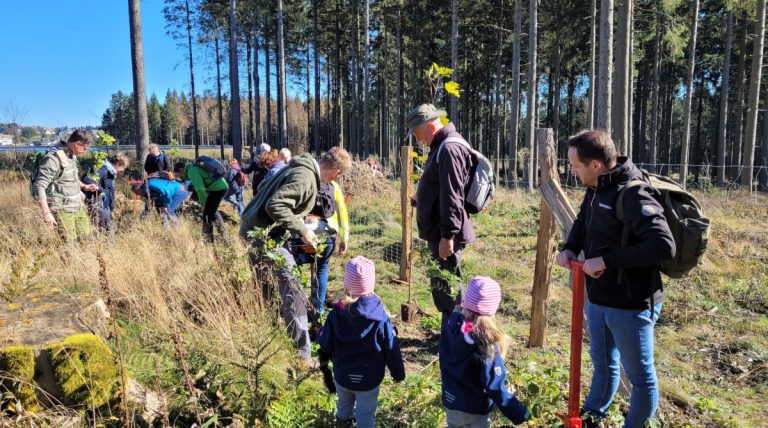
[439,276,530,427]
[317,256,405,428]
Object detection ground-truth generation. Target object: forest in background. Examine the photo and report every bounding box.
[115,0,767,190]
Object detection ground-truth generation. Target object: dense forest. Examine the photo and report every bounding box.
[114,0,767,190]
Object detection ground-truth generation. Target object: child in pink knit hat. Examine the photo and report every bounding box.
[317,256,405,428]
[438,276,530,427]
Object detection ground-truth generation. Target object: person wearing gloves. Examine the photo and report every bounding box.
[439,276,531,428]
[317,256,405,428]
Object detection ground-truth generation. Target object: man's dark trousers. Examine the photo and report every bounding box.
[427,240,464,327]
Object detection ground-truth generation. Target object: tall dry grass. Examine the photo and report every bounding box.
[0,178,299,423]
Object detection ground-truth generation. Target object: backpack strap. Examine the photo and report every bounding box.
[435,136,472,164]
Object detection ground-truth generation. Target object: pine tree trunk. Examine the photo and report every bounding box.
[649,4,662,172]
[253,26,261,155]
[731,19,748,179]
[679,0,699,186]
[552,10,561,145]
[526,0,538,191]
[265,37,272,149]
[184,0,198,159]
[597,0,613,131]
[277,0,287,149]
[350,0,359,155]
[717,12,733,185]
[613,0,632,154]
[246,32,254,158]
[588,0,597,128]
[450,0,459,120]
[228,0,242,161]
[396,6,404,147]
[313,0,320,153]
[129,0,150,163]
[215,28,225,160]
[362,0,370,156]
[508,0,522,186]
[741,0,766,190]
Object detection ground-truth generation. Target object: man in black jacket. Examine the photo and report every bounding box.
[556,130,675,428]
[406,103,476,327]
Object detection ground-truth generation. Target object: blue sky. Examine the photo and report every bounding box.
[0,1,213,128]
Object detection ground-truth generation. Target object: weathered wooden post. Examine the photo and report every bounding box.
[400,145,418,322]
[529,128,560,347]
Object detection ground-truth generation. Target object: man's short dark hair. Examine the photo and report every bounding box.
[67,129,93,145]
[566,130,618,166]
[173,161,186,173]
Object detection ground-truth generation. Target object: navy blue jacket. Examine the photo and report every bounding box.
[318,295,405,391]
[562,157,675,310]
[439,311,530,424]
[82,161,117,211]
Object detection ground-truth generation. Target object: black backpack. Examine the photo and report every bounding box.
[310,182,338,219]
[616,170,710,278]
[195,156,227,181]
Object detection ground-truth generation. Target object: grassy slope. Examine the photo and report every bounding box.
[1,153,766,427]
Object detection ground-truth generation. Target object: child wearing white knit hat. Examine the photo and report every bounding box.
[317,256,405,428]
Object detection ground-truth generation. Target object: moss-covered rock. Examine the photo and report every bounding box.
[0,345,39,412]
[45,333,122,410]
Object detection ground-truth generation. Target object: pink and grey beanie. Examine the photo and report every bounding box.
[344,256,376,296]
[462,276,502,316]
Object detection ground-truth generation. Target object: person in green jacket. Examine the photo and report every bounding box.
[174,160,229,243]
[240,147,352,363]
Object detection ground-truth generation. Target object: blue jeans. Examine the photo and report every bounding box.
[168,190,189,216]
[444,408,490,428]
[295,236,336,314]
[223,189,243,214]
[334,382,379,428]
[161,190,189,228]
[583,301,663,428]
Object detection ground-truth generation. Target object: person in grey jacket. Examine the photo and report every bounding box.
[407,103,477,327]
[33,129,99,241]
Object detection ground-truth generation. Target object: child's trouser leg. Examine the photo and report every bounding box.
[444,408,491,428]
[334,382,356,423]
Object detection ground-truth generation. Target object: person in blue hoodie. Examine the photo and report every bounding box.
[82,153,129,241]
[317,256,405,428]
[439,276,530,428]
[134,174,189,227]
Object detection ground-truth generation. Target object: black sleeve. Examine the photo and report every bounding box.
[602,184,676,269]
[562,192,589,254]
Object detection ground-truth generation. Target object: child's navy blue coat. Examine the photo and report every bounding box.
[439,310,530,424]
[318,295,405,391]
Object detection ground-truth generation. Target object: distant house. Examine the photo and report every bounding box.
[0,134,13,146]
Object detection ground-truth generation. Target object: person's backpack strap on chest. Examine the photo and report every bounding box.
[435,136,495,214]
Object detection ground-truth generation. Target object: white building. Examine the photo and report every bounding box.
[0,134,13,146]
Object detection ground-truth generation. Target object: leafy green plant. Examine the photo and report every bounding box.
[420,314,442,332]
[425,63,460,104]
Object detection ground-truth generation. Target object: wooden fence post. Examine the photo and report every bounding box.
[529,128,559,347]
[400,145,414,283]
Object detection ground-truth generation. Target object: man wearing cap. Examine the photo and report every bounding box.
[406,103,476,327]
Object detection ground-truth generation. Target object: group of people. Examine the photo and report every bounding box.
[32,102,675,428]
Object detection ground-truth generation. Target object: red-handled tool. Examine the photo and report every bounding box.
[558,259,586,428]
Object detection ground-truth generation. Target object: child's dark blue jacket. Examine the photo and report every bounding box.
[318,295,405,391]
[439,311,530,424]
